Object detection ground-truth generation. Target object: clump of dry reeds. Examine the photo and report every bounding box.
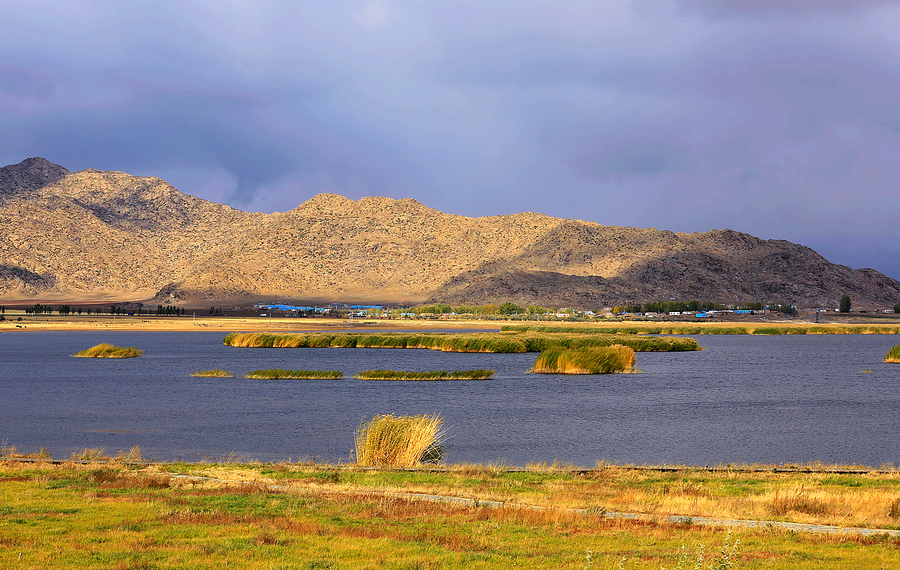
[0,445,52,459]
[115,445,144,462]
[884,345,900,363]
[530,345,636,374]
[355,413,445,467]
[70,448,110,461]
[73,343,143,358]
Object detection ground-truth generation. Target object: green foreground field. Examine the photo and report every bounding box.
[2,459,899,569]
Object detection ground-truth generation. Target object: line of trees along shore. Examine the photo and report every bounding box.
[17,304,186,316]
[388,300,795,317]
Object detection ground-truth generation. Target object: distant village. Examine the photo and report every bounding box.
[242,299,900,321]
[4,298,898,322]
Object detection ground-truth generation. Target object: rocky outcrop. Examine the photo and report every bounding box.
[1,158,899,308]
[0,157,70,197]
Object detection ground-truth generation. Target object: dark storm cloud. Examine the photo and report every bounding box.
[2,86,302,205]
[675,0,900,17]
[2,0,899,279]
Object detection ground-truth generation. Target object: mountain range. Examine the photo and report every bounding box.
[2,157,899,309]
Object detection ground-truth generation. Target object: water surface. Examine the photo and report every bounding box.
[2,331,898,467]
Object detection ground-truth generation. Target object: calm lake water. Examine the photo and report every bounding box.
[2,331,899,467]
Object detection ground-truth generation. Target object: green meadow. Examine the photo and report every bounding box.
[2,457,899,569]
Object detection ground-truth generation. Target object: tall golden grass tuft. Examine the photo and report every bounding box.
[71,447,109,461]
[884,345,900,363]
[355,413,445,467]
[530,345,636,374]
[115,445,144,462]
[73,343,143,358]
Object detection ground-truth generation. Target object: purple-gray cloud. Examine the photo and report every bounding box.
[2,0,899,283]
[675,0,900,17]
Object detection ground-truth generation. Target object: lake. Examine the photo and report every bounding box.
[2,331,898,467]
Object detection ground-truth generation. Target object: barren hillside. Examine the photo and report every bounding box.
[2,157,899,308]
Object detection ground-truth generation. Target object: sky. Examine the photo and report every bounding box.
[3,0,900,280]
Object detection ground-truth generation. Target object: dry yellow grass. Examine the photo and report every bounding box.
[72,343,143,358]
[884,345,900,363]
[530,345,636,374]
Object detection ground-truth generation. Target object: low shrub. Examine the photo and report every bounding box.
[354,369,494,380]
[355,413,445,467]
[885,345,900,363]
[73,343,143,358]
[530,345,636,374]
[244,369,343,379]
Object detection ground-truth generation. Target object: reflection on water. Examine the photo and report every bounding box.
[2,331,899,467]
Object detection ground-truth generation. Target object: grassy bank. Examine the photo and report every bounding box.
[71,343,143,358]
[244,369,343,379]
[354,369,495,380]
[2,458,899,569]
[530,345,636,374]
[223,331,699,353]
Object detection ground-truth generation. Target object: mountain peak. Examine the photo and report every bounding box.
[0,157,71,195]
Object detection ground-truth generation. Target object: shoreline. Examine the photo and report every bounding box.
[3,314,900,333]
[0,315,506,333]
[2,454,895,474]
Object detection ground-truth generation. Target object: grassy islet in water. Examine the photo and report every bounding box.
[530,345,636,374]
[72,343,143,358]
[353,369,495,380]
[244,369,343,379]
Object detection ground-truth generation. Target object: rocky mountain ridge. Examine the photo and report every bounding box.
[2,157,899,308]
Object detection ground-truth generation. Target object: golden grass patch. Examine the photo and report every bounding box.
[72,343,143,358]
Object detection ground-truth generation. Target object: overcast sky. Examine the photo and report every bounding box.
[3,0,900,280]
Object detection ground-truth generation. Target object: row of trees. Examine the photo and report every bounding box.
[24,304,58,315]
[16,303,188,316]
[157,305,186,316]
[6,296,900,317]
[838,295,900,314]
[392,303,567,317]
[614,300,793,315]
